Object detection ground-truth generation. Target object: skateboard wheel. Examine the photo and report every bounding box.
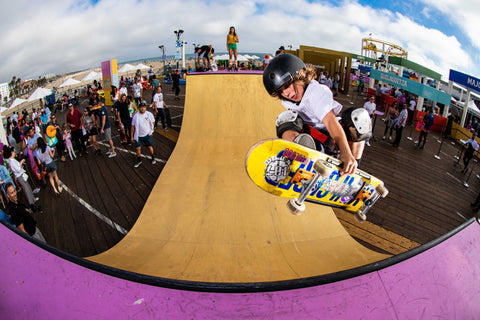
[313,160,331,177]
[287,198,305,216]
[354,209,367,222]
[376,184,389,198]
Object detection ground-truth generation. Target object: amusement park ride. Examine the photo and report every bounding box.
[361,37,408,61]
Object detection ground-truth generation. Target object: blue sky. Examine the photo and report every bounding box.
[0,0,478,85]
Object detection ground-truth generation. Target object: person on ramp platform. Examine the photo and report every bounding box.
[263,54,371,175]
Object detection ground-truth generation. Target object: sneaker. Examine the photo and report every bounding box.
[105,150,112,156]
[366,141,371,147]
[134,160,142,168]
[163,127,168,131]
[33,188,41,195]
[151,158,157,165]
[108,152,117,158]
[58,186,63,193]
[382,136,386,140]
[34,197,40,202]
[293,133,316,150]
[388,136,392,141]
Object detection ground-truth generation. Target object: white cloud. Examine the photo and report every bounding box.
[421,0,480,48]
[0,0,478,84]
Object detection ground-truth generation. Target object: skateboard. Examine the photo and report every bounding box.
[245,139,388,221]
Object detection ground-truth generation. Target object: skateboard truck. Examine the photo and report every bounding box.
[287,159,331,215]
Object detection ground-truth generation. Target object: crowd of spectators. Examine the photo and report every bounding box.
[0,70,171,242]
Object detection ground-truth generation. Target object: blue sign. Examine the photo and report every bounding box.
[358,65,372,72]
[370,69,451,105]
[449,69,480,94]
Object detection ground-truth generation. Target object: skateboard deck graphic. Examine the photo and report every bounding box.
[245,139,388,220]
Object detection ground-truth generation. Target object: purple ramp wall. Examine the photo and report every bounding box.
[0,219,479,319]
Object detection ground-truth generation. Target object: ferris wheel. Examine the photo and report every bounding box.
[361,37,408,60]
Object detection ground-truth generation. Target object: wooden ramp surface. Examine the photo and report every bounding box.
[88,73,389,283]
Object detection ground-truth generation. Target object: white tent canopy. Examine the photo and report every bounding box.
[214,54,229,60]
[8,98,27,110]
[136,63,150,70]
[28,87,53,101]
[82,71,101,82]
[458,99,480,116]
[59,78,81,88]
[118,64,137,73]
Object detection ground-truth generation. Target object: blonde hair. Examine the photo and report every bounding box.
[272,64,317,100]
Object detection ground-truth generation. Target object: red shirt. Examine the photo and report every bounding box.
[66,108,83,132]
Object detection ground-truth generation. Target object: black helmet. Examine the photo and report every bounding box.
[263,54,306,95]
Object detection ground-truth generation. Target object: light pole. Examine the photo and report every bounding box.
[174,29,185,69]
[158,45,165,72]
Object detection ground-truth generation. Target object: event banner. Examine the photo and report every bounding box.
[449,69,480,94]
[370,69,450,105]
[101,59,118,106]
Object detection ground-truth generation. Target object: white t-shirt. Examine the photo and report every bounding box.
[8,158,26,179]
[409,99,416,111]
[131,111,155,140]
[396,109,408,127]
[363,101,376,116]
[119,86,128,96]
[153,93,164,109]
[132,83,142,98]
[466,139,479,151]
[281,80,342,130]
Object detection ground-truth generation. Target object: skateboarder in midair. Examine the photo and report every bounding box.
[263,54,371,175]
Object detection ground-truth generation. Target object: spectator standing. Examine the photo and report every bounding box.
[148,66,154,83]
[416,108,434,149]
[462,131,479,174]
[84,107,101,155]
[393,104,408,148]
[119,82,128,96]
[5,182,45,243]
[226,26,239,69]
[357,75,365,95]
[172,70,181,101]
[66,103,87,156]
[333,72,340,96]
[153,86,169,131]
[98,101,117,158]
[362,95,376,146]
[11,121,24,155]
[62,124,76,160]
[383,101,399,141]
[5,146,38,207]
[408,97,417,125]
[151,75,160,100]
[131,101,156,168]
[116,94,132,143]
[35,137,62,195]
[48,114,66,162]
[132,78,143,106]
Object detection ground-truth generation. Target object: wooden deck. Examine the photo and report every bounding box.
[26,83,480,258]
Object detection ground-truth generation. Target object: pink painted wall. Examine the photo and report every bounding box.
[0,219,479,319]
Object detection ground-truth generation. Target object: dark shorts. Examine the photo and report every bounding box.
[135,135,153,148]
[46,161,57,173]
[88,127,98,136]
